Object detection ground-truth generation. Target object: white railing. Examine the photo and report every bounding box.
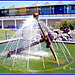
[0,14,75,20]
[39,14,75,17]
[0,15,32,19]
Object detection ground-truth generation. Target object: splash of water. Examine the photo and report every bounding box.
[0,15,73,72]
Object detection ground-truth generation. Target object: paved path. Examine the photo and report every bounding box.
[0,37,23,44]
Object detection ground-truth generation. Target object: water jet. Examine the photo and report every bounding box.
[0,14,73,72]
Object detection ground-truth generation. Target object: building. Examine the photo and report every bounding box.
[54,1,67,14]
[18,4,27,16]
[29,3,40,15]
[40,2,51,15]
[9,5,18,16]
[0,6,9,16]
[0,1,75,29]
[68,1,75,14]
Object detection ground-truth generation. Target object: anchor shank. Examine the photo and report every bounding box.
[33,13,57,60]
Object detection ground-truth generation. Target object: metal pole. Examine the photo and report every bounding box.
[2,20,4,29]
[5,31,7,40]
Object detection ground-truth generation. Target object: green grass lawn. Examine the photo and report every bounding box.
[0,43,75,74]
[0,29,16,41]
[0,29,75,74]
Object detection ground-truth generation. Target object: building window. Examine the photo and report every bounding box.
[4,10,8,13]
[30,8,33,12]
[44,7,50,11]
[71,5,75,10]
[1,10,4,14]
[47,7,50,11]
[44,7,46,11]
[34,8,36,11]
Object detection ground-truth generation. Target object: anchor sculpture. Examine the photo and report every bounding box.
[33,13,57,60]
[7,13,57,60]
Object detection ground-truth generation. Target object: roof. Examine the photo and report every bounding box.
[9,5,17,8]
[68,1,75,5]
[0,6,8,9]
[19,4,27,8]
[42,2,51,6]
[54,1,65,5]
[30,3,39,7]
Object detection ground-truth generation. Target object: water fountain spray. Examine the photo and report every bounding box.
[6,13,58,61]
[0,14,73,72]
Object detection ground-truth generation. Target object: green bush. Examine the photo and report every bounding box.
[54,21,62,29]
[69,20,75,30]
[54,19,75,30]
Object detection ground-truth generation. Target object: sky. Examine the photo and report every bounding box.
[0,1,73,8]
